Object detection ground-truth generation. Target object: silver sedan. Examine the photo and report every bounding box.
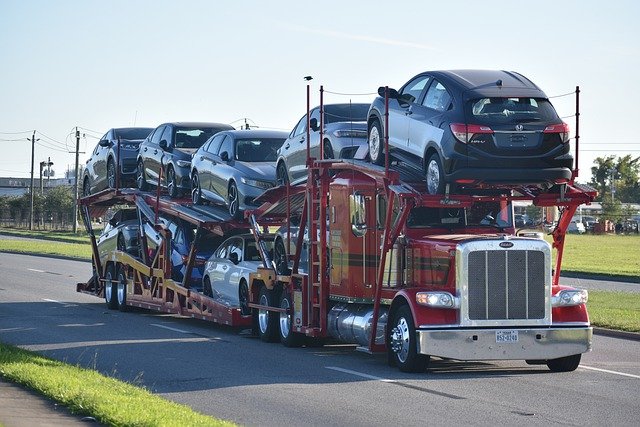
[190,129,288,219]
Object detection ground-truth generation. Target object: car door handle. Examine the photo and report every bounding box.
[285,143,290,149]
[406,108,413,115]
[298,137,305,143]
[143,147,148,152]
[153,149,158,155]
[222,265,228,270]
[200,156,204,161]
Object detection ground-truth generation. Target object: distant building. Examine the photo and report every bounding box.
[0,176,74,197]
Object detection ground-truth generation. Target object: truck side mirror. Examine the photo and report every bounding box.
[350,192,367,237]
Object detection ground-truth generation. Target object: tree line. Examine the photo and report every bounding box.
[0,186,76,229]
[589,154,640,221]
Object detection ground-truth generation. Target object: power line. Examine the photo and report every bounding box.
[35,141,69,153]
[0,130,34,135]
[36,131,67,147]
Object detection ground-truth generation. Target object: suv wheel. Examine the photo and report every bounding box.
[368,120,384,165]
[107,158,116,189]
[426,153,444,195]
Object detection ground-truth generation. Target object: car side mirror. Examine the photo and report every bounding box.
[98,139,111,147]
[378,86,400,99]
[310,118,319,132]
[220,151,230,162]
[399,93,416,104]
[109,218,117,227]
[229,252,239,265]
[159,139,169,150]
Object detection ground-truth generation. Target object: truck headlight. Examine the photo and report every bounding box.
[176,160,191,168]
[552,289,588,307]
[416,292,459,308]
[241,177,274,189]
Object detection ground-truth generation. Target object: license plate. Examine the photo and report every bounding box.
[496,330,519,343]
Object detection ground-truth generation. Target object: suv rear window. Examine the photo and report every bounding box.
[115,128,153,140]
[468,98,559,124]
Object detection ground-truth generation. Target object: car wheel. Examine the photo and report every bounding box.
[239,280,250,315]
[388,304,429,372]
[547,354,581,372]
[167,167,178,198]
[136,161,148,191]
[191,173,202,205]
[273,238,290,275]
[323,140,334,159]
[279,291,303,347]
[426,153,445,195]
[368,119,384,166]
[228,181,240,219]
[203,276,213,298]
[103,264,117,310]
[82,176,91,197]
[107,158,116,189]
[276,162,289,186]
[257,286,280,343]
[116,264,128,312]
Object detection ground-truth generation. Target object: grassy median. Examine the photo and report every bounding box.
[588,290,640,332]
[0,343,233,426]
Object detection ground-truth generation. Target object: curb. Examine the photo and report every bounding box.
[561,271,640,284]
[593,327,640,341]
[0,250,90,263]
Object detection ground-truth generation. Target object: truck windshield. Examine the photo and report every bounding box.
[407,201,513,229]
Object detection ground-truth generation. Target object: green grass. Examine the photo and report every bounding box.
[0,239,91,260]
[0,228,92,244]
[588,290,640,332]
[546,234,640,279]
[0,343,234,426]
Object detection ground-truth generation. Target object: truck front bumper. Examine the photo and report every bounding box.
[417,327,592,361]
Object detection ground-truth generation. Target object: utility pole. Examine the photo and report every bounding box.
[28,131,38,231]
[72,127,80,233]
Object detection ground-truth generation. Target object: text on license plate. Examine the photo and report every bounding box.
[496,330,519,343]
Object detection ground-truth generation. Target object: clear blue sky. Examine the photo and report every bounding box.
[1,0,638,181]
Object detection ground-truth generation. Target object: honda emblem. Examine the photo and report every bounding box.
[515,124,524,131]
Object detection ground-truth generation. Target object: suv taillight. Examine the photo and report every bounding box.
[543,122,570,143]
[450,123,493,144]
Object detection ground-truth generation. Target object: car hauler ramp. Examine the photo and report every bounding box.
[76,188,255,327]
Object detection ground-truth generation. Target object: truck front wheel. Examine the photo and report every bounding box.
[257,287,279,343]
[279,292,303,347]
[388,305,429,373]
[547,354,581,372]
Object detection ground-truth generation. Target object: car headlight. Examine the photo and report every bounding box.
[552,289,588,307]
[333,129,367,138]
[176,160,191,168]
[416,292,459,308]
[120,143,139,150]
[240,177,275,189]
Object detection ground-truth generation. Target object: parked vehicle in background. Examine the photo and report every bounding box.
[367,70,573,195]
[83,127,154,196]
[136,122,233,197]
[190,129,287,218]
[567,220,586,234]
[143,215,221,288]
[203,234,274,315]
[276,103,370,184]
[97,208,140,265]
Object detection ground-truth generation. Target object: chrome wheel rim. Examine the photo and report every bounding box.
[104,270,113,303]
[117,273,126,305]
[277,164,287,186]
[136,163,145,189]
[167,169,176,196]
[390,316,410,363]
[426,159,440,195]
[228,184,238,217]
[279,296,291,339]
[107,161,116,188]
[191,175,200,204]
[258,293,269,334]
[369,125,380,161]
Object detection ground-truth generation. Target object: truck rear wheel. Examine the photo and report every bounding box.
[547,354,581,372]
[104,264,117,310]
[388,305,429,373]
[279,292,303,347]
[257,287,279,343]
[116,264,128,312]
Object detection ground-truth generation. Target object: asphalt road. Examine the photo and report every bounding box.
[0,253,638,426]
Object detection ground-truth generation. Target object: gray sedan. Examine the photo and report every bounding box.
[276,103,370,184]
[190,129,287,218]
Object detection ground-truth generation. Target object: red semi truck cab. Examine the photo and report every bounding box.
[255,164,593,373]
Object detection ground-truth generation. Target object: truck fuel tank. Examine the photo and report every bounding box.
[328,303,388,346]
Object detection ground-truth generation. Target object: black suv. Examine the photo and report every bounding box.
[136,122,233,197]
[367,70,573,194]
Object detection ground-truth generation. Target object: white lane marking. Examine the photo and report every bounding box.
[42,298,60,303]
[326,366,395,383]
[580,365,640,379]
[28,268,45,273]
[150,324,191,334]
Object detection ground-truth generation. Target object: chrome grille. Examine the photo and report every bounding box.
[467,250,545,321]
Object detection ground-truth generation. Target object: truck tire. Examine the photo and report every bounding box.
[547,354,581,372]
[104,264,117,310]
[257,287,279,343]
[368,119,385,166]
[388,305,429,373]
[116,264,128,312]
[279,292,303,347]
[239,280,250,316]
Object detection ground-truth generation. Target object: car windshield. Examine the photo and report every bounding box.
[235,138,283,162]
[324,104,369,124]
[175,127,226,149]
[114,128,153,140]
[407,201,513,229]
[468,98,559,124]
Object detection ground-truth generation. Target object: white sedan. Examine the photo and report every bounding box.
[203,234,273,315]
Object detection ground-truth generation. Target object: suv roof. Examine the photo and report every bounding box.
[428,70,548,100]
